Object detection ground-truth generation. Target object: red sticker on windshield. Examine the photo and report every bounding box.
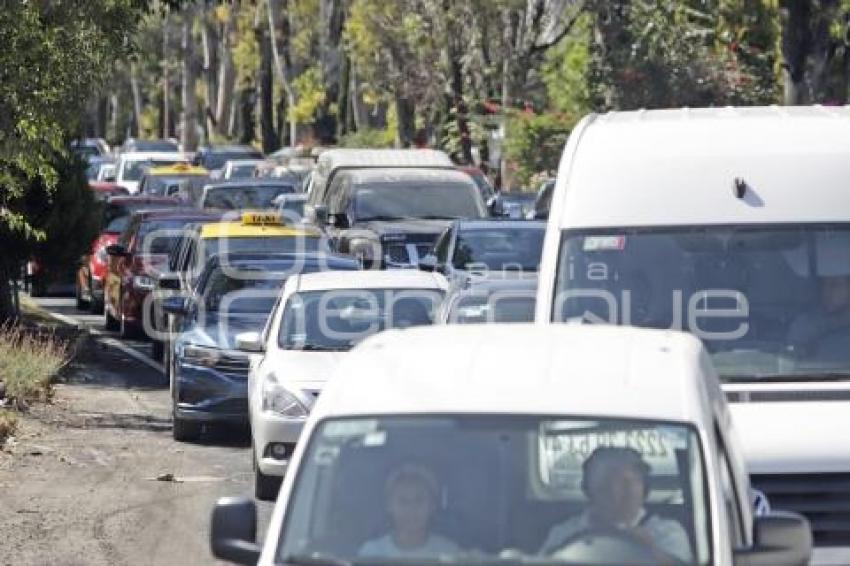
[583,235,626,251]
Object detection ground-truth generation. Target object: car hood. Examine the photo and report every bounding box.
[729,394,850,474]
[354,218,453,238]
[266,349,346,389]
[180,312,268,350]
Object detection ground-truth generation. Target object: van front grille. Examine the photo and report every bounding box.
[751,473,850,546]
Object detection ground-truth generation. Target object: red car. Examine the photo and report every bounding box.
[89,181,129,201]
[103,208,217,338]
[77,196,181,313]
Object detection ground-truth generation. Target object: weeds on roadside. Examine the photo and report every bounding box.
[0,409,18,446]
[0,324,68,409]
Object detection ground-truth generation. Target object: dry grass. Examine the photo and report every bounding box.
[0,324,68,409]
[0,409,18,445]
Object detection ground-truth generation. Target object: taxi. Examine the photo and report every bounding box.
[137,162,209,199]
[153,212,328,363]
[211,324,812,565]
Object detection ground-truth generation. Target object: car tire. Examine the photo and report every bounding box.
[254,452,282,502]
[172,413,201,442]
[151,339,164,362]
[104,303,119,331]
[75,283,88,311]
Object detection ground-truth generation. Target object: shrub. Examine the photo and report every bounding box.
[0,410,17,445]
[0,325,68,409]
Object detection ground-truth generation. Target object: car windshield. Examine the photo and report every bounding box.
[448,292,536,324]
[205,151,262,171]
[123,159,185,181]
[202,185,295,210]
[277,416,710,565]
[201,267,287,314]
[86,161,108,180]
[553,224,850,382]
[103,202,162,233]
[143,174,208,196]
[228,164,258,178]
[202,235,324,260]
[353,182,485,221]
[278,198,306,220]
[137,218,196,255]
[453,227,545,272]
[278,289,443,351]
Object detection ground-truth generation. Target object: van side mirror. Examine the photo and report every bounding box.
[733,512,812,566]
[235,331,264,353]
[210,497,261,565]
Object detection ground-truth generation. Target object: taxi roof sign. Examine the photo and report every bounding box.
[242,211,284,226]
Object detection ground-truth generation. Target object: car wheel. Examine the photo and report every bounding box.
[254,451,282,501]
[151,339,163,362]
[104,302,119,331]
[75,282,88,311]
[119,303,138,339]
[172,414,201,442]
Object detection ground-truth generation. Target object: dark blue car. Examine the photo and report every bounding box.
[164,252,359,441]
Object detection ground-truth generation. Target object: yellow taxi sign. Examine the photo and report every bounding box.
[242,212,283,226]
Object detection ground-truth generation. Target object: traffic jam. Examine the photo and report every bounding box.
[61,107,850,565]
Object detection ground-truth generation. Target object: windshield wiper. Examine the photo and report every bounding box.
[358,215,412,222]
[282,553,352,566]
[289,344,350,352]
[417,214,459,220]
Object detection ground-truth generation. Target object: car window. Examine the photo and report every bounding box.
[277,289,443,351]
[201,235,325,261]
[452,227,545,272]
[202,185,295,210]
[715,424,745,548]
[200,267,288,314]
[352,181,485,221]
[135,218,195,255]
[448,292,536,324]
[277,416,709,565]
[433,228,452,263]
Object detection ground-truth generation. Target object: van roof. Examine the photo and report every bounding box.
[554,105,850,229]
[315,149,453,178]
[313,324,714,423]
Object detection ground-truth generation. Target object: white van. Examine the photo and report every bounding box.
[536,106,850,560]
[211,324,811,565]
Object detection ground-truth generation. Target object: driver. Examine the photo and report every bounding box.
[359,463,459,559]
[540,446,691,564]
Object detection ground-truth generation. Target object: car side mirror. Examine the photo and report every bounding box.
[313,205,329,226]
[210,497,261,565]
[105,244,129,257]
[235,331,264,353]
[162,295,190,316]
[418,254,438,272]
[733,512,812,566]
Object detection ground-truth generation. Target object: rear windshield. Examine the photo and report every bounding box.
[202,185,296,210]
[136,218,196,255]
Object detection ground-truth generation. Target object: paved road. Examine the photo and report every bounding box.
[0,296,274,566]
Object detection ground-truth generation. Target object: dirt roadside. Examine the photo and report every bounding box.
[0,336,272,566]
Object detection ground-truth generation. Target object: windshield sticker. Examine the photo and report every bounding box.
[583,235,626,252]
[363,431,387,447]
[323,419,378,438]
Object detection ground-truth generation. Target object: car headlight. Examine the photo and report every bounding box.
[181,344,220,367]
[132,275,156,291]
[261,376,309,417]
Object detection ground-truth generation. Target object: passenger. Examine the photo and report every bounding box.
[788,274,850,354]
[359,463,459,559]
[540,446,691,564]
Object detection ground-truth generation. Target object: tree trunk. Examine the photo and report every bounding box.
[162,18,171,139]
[336,52,351,138]
[257,11,278,152]
[216,10,236,138]
[268,0,297,147]
[0,264,16,324]
[238,86,257,144]
[781,0,811,105]
[394,94,416,147]
[108,91,120,144]
[181,12,199,151]
[201,8,219,139]
[130,62,143,137]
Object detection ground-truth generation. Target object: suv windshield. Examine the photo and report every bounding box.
[123,159,185,181]
[278,289,443,351]
[453,227,545,272]
[553,224,850,381]
[277,416,709,565]
[353,182,485,221]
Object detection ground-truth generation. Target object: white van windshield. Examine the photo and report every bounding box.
[553,224,850,381]
[277,416,710,565]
